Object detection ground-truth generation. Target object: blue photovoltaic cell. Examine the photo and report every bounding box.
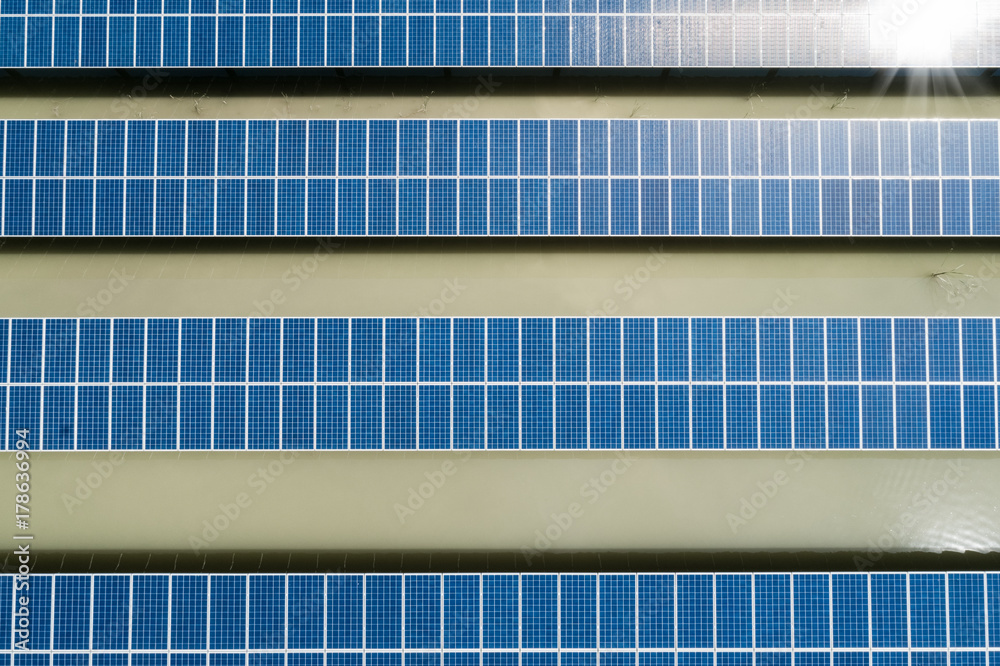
[523,575,558,648]
[483,575,518,649]
[5,316,1000,450]
[716,575,751,648]
[444,574,479,649]
[872,574,908,648]
[756,574,792,648]
[5,578,987,659]
[600,574,635,649]
[832,574,868,648]
[794,574,830,648]
[2,119,1000,237]
[677,575,713,648]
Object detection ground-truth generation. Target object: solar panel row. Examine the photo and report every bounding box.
[0,2,996,68]
[3,317,999,450]
[3,119,1000,236]
[2,573,999,653]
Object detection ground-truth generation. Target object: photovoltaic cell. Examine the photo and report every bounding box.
[1,119,1000,237]
[3,316,999,450]
[2,1,999,68]
[18,573,993,661]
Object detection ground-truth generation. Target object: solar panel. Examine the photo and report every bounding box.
[4,317,999,450]
[0,1,995,68]
[6,573,1000,657]
[2,118,999,237]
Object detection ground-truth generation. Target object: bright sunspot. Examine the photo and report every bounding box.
[872,0,978,67]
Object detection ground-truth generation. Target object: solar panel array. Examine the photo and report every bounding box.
[0,0,997,68]
[5,316,1000,450]
[3,573,1000,658]
[4,118,1000,237]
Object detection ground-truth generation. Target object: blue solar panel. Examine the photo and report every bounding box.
[0,1,997,68]
[4,316,1000,450]
[6,573,972,662]
[2,119,1000,236]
